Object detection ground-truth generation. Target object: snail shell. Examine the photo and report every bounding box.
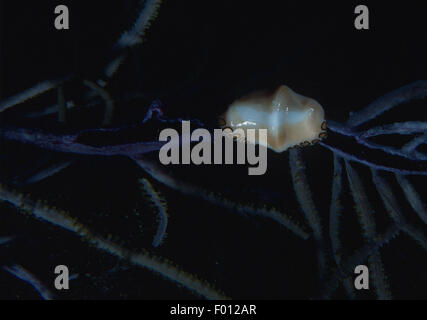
[222,85,326,152]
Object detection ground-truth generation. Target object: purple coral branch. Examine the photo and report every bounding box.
[327,120,427,161]
[2,264,55,300]
[319,141,427,176]
[1,126,165,157]
[346,80,427,128]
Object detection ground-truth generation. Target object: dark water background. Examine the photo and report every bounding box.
[0,0,426,299]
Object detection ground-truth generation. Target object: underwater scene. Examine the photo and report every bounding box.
[0,0,427,300]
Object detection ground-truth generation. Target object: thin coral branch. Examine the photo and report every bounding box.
[324,82,427,167]
[320,224,400,299]
[395,174,427,227]
[346,80,427,128]
[104,0,163,81]
[104,54,127,80]
[345,161,391,299]
[24,101,75,119]
[117,0,163,49]
[15,160,74,186]
[0,126,165,156]
[354,137,427,161]
[328,155,355,298]
[0,78,68,113]
[0,183,227,299]
[373,171,427,252]
[329,155,343,258]
[82,80,115,126]
[289,149,326,280]
[2,264,55,300]
[401,132,427,154]
[327,120,427,161]
[139,178,169,247]
[360,121,427,138]
[319,141,427,176]
[134,155,309,239]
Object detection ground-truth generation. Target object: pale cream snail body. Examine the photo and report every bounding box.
[220,85,327,152]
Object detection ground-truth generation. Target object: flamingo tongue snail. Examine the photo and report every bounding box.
[220,85,327,152]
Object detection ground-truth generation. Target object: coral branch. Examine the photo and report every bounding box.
[360,121,427,138]
[395,174,427,226]
[139,178,169,247]
[134,155,310,239]
[319,141,427,175]
[345,161,391,299]
[328,155,355,298]
[372,170,427,252]
[402,133,427,153]
[0,183,227,299]
[327,120,427,161]
[117,0,163,49]
[346,80,427,128]
[16,160,74,186]
[320,224,400,299]
[82,80,115,126]
[2,264,55,300]
[0,126,165,156]
[0,78,68,113]
[289,149,326,280]
[104,0,163,80]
